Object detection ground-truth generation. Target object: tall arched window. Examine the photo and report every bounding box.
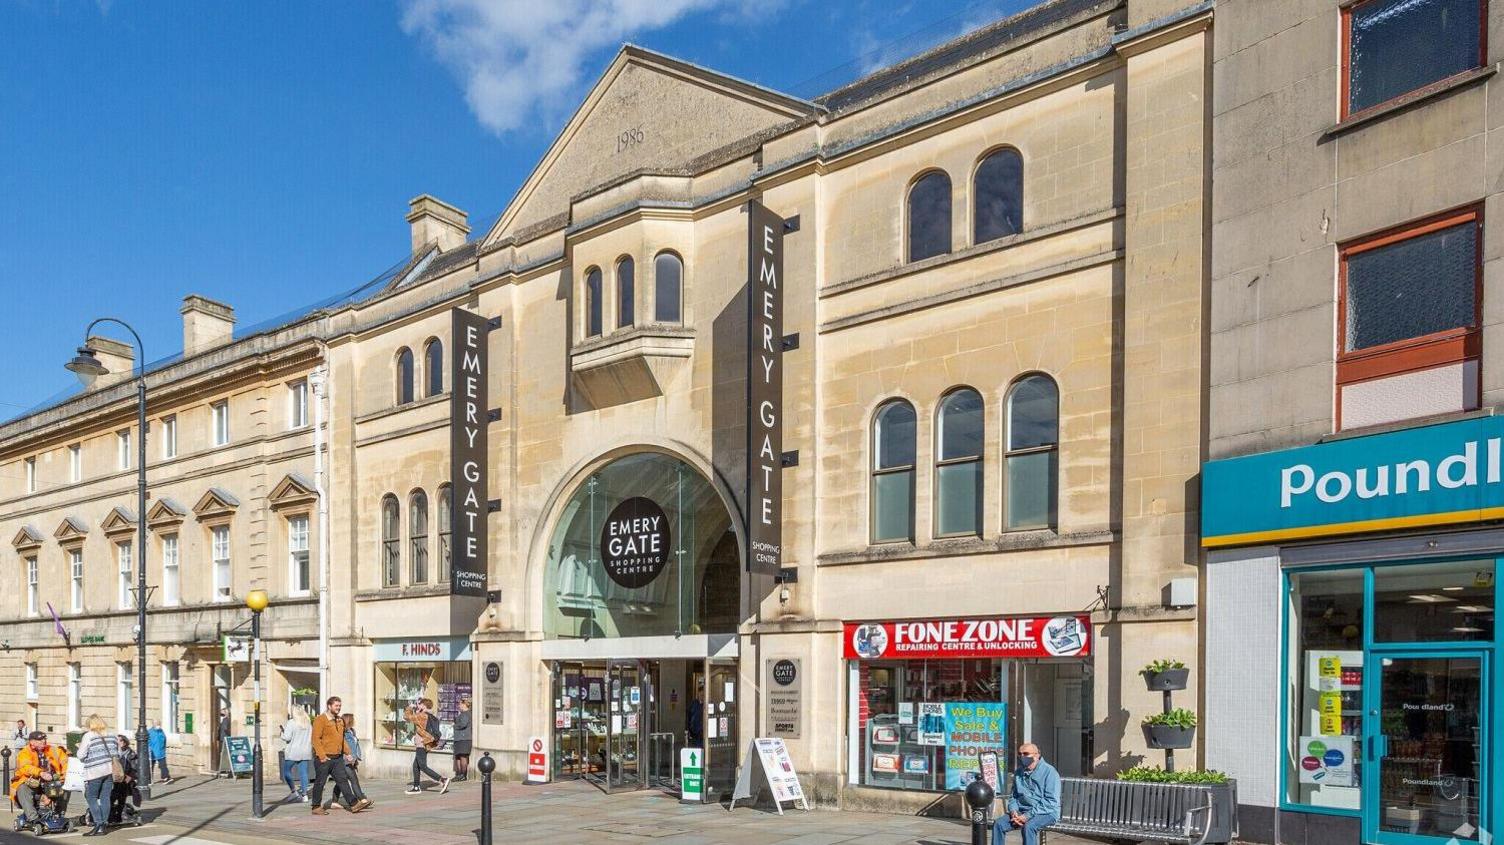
[654,251,682,324]
[381,494,400,587]
[871,399,917,543]
[396,348,414,405]
[617,256,635,328]
[935,388,983,537]
[974,148,1024,243]
[1004,374,1059,531]
[584,267,603,337]
[907,170,952,262]
[409,490,429,585]
[437,484,452,584]
[424,338,443,397]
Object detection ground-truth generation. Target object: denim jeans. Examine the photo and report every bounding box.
[152,754,171,781]
[84,775,113,827]
[281,758,309,793]
[992,812,1058,845]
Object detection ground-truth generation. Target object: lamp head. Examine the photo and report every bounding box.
[246,589,269,613]
[65,346,108,388]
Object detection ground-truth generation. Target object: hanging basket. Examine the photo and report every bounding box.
[1144,724,1196,749]
[1143,668,1189,691]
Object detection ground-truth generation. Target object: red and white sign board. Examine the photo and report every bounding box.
[526,736,548,783]
[843,615,1091,660]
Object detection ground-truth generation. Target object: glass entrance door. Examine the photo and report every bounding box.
[1367,652,1488,844]
[603,660,644,792]
[703,659,738,802]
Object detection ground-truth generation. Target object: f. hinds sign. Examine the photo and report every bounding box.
[1203,415,1504,547]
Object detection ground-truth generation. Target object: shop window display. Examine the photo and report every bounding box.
[375,662,473,749]
[855,659,1007,791]
[1286,569,1365,810]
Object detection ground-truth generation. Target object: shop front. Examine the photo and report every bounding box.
[843,614,1094,794]
[539,451,744,799]
[372,636,474,749]
[1204,415,1502,845]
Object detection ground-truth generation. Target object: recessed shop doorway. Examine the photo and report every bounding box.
[550,656,737,798]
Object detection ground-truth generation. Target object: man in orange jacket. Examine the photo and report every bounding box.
[10,731,69,826]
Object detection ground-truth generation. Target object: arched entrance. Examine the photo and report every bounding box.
[539,451,742,798]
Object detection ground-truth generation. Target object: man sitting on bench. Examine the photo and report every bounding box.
[993,743,1060,845]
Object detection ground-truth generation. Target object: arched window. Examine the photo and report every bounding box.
[907,170,952,262]
[654,251,683,324]
[381,494,400,587]
[617,256,635,328]
[437,484,452,584]
[935,388,983,537]
[974,148,1024,243]
[871,399,917,543]
[396,348,414,405]
[424,338,443,397]
[1004,374,1059,530]
[584,267,603,338]
[409,490,429,585]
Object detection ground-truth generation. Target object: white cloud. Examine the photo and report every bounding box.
[399,0,737,136]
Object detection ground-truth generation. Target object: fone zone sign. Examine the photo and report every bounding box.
[746,199,785,576]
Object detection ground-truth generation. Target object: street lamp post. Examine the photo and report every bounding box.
[66,320,151,801]
[246,589,269,820]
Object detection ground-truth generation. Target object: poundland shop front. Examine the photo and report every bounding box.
[1203,416,1502,845]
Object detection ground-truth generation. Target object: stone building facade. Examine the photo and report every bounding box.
[0,0,1212,814]
[1205,0,1504,842]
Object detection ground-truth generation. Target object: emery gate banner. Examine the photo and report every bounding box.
[1202,414,1504,547]
[843,615,1092,660]
[746,199,784,576]
[450,308,489,597]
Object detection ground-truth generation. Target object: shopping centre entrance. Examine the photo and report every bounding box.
[541,451,745,800]
[550,656,738,797]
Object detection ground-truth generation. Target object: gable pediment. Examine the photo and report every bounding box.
[485,46,814,244]
[53,517,88,543]
[193,487,241,519]
[11,525,43,550]
[146,498,188,530]
[100,506,138,536]
[269,473,319,510]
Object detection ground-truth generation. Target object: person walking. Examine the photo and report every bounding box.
[332,714,372,808]
[279,707,313,802]
[146,721,171,785]
[451,698,472,782]
[403,698,449,794]
[77,715,121,837]
[109,735,140,824]
[216,708,232,776]
[308,697,367,815]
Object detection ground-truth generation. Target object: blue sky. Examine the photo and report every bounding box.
[0,0,1025,414]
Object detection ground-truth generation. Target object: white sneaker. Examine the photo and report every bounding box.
[405,786,422,794]
[438,777,451,795]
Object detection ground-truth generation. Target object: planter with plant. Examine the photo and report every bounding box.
[1143,708,1197,749]
[1118,767,1238,843]
[1141,659,1189,691]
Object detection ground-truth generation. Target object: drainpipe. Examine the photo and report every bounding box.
[311,350,331,702]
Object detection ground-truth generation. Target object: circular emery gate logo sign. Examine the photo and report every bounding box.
[600,497,672,588]
[485,662,501,684]
[772,659,798,686]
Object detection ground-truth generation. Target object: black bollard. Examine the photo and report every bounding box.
[965,774,995,845]
[477,752,495,845]
[2,746,10,803]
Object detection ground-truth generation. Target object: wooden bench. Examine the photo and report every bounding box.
[1044,777,1216,845]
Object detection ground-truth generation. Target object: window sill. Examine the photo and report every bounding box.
[818,528,1116,565]
[1325,66,1495,139]
[355,583,458,602]
[355,391,450,425]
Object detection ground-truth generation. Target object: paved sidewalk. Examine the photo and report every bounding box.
[0,774,1102,845]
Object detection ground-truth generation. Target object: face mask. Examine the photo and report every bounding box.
[1017,754,1035,769]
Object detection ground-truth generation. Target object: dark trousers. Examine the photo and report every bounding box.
[153,754,170,781]
[309,756,356,810]
[412,747,443,787]
[333,762,364,805]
